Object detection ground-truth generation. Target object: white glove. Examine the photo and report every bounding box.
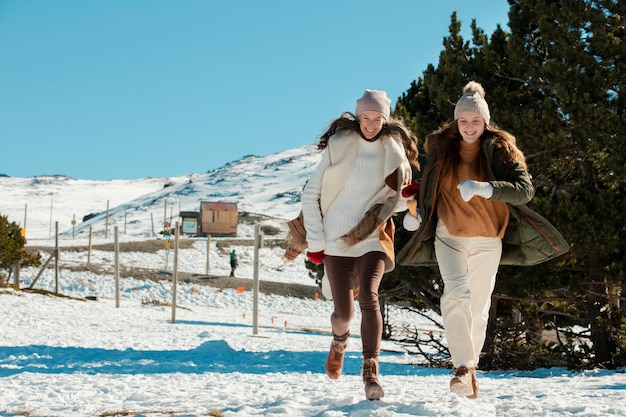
[402,209,422,231]
[457,180,493,202]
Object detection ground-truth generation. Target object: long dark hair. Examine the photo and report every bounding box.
[317,112,420,168]
[425,120,527,181]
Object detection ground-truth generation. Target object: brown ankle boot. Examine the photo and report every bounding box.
[450,366,478,399]
[362,357,384,401]
[324,336,348,379]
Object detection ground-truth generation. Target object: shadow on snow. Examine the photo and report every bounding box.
[0,339,450,378]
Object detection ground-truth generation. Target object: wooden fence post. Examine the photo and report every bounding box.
[171,222,179,323]
[253,224,260,335]
[205,234,211,275]
[115,226,120,308]
[87,226,93,267]
[54,222,59,294]
[13,264,20,289]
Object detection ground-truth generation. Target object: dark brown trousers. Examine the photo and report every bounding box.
[324,251,386,359]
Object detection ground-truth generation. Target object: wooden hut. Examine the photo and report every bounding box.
[199,201,238,236]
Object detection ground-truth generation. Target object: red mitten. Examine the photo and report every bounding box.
[306,250,325,265]
[402,182,421,198]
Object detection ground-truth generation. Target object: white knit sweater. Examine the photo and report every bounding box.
[302,130,409,257]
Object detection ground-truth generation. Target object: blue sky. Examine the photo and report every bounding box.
[0,0,510,180]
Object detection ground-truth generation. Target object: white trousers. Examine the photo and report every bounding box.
[435,221,502,368]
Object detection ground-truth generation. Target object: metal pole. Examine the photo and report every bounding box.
[253,224,260,335]
[171,222,179,323]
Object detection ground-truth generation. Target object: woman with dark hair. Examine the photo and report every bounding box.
[397,81,568,399]
[301,89,419,400]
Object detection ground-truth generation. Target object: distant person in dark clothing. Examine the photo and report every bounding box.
[229,249,238,277]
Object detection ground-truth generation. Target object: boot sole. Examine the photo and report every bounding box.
[365,383,385,401]
[450,380,474,397]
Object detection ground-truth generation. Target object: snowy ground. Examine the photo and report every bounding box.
[2,231,626,417]
[1,166,626,416]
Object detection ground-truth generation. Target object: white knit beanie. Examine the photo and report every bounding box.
[356,89,391,120]
[454,81,491,125]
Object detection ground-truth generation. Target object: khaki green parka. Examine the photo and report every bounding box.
[396,136,569,267]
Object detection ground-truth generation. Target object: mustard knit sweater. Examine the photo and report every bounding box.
[438,140,509,238]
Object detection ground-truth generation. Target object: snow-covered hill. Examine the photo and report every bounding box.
[0,144,320,241]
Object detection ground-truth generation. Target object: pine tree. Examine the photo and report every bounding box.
[390,0,626,369]
[0,213,41,286]
[502,0,626,367]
